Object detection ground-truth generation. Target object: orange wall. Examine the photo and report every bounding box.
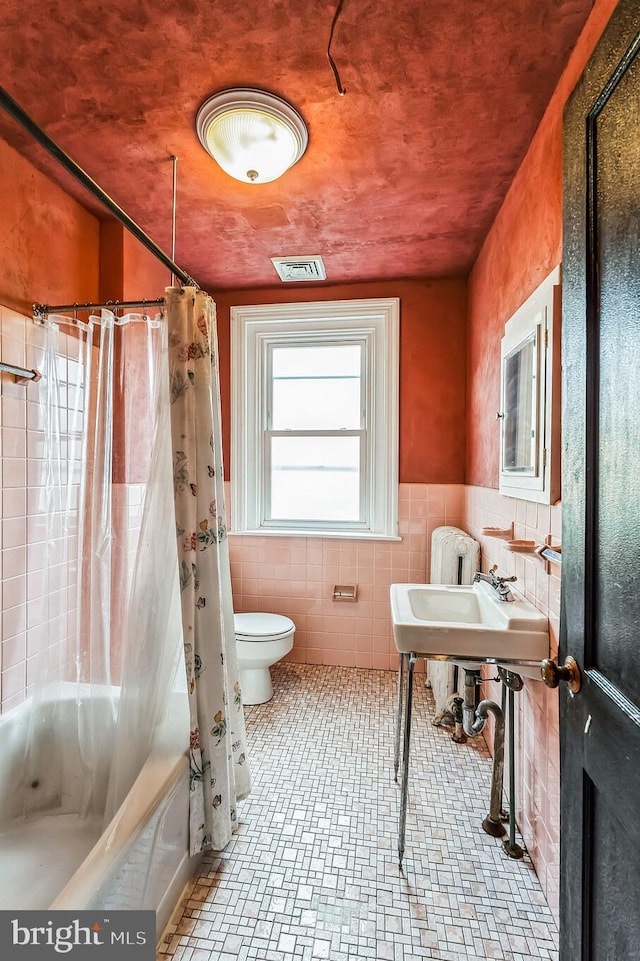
[99,221,171,484]
[122,230,173,301]
[0,134,167,486]
[214,278,467,485]
[466,0,619,489]
[0,133,168,317]
[99,219,170,302]
[0,138,99,314]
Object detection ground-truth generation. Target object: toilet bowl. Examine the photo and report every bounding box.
[235,612,295,705]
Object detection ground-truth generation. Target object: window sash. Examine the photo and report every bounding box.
[263,337,369,529]
[266,337,366,431]
[262,429,369,529]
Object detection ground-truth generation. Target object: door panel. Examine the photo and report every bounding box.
[562,1,640,958]
[589,783,640,959]
[595,44,640,705]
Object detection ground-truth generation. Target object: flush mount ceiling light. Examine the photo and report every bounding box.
[196,88,308,185]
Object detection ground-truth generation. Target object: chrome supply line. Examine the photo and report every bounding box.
[33,298,165,320]
[0,87,199,289]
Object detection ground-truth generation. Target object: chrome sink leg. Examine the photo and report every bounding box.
[398,652,417,868]
[394,653,406,782]
[503,685,525,859]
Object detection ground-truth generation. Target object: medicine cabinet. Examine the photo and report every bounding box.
[498,265,561,504]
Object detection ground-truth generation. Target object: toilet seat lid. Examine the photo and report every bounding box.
[234,612,295,639]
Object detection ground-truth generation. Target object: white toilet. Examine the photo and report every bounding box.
[234,612,295,705]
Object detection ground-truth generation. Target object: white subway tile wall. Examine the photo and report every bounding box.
[0,307,145,712]
[0,307,82,711]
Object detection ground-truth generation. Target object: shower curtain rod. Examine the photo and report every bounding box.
[0,86,199,289]
[33,298,165,319]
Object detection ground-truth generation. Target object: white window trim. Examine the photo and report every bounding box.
[231,298,400,539]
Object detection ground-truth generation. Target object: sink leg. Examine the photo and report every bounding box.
[394,653,406,782]
[503,686,525,859]
[499,681,508,819]
[398,652,416,868]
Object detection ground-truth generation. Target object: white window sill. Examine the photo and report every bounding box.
[229,528,403,542]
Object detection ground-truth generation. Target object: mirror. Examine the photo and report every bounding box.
[499,266,561,504]
[502,329,538,475]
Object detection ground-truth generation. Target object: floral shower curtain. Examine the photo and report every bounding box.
[166,286,251,854]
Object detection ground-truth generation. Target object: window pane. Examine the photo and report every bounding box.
[270,436,360,521]
[271,344,361,430]
[272,344,361,378]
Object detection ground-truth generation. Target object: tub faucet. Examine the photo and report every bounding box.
[473,565,517,602]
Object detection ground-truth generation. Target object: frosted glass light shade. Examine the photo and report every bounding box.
[196,88,308,184]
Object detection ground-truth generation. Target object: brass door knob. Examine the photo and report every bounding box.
[540,655,581,694]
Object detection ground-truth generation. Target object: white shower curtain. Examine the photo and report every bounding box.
[166,286,251,854]
[21,310,187,827]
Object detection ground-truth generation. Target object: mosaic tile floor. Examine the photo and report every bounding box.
[158,664,558,961]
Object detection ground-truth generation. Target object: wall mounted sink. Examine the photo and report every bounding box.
[390,580,549,666]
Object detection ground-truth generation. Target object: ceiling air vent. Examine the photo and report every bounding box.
[271,255,327,282]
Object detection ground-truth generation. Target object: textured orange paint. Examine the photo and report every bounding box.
[0,136,99,314]
[99,220,169,302]
[122,230,172,301]
[466,0,619,490]
[215,278,467,484]
[99,220,124,302]
[396,281,467,483]
[100,221,170,484]
[0,0,594,290]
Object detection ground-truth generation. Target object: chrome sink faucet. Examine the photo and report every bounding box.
[473,565,517,602]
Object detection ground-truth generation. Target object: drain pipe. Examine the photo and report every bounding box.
[462,670,506,839]
[451,696,467,744]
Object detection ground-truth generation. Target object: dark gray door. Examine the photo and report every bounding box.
[560,1,640,958]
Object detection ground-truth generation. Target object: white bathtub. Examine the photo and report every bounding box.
[0,688,199,937]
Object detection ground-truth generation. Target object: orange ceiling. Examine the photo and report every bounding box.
[0,0,593,291]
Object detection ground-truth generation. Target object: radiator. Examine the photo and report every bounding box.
[428,526,480,724]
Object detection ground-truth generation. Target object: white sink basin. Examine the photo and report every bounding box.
[390,580,549,665]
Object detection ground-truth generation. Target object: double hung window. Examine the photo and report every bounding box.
[231,298,399,538]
